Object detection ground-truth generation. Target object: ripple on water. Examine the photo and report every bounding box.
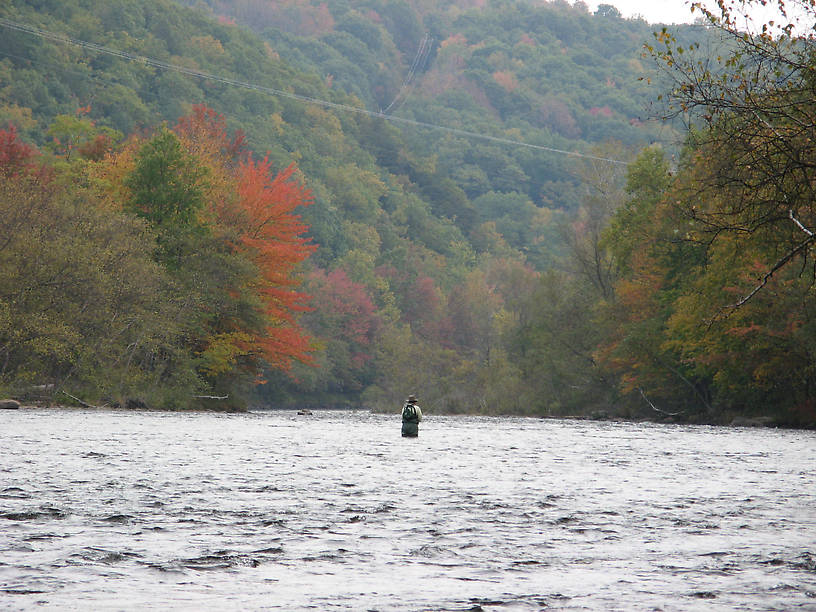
[66,547,142,565]
[0,487,31,499]
[100,513,136,524]
[0,507,69,521]
[177,550,266,570]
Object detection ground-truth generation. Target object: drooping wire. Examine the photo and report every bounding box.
[0,17,630,166]
[382,32,433,115]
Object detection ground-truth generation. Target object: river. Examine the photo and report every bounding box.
[1,409,814,610]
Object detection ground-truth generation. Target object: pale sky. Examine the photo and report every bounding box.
[583,0,699,24]
[581,0,810,28]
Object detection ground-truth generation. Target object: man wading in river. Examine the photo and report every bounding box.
[401,395,422,438]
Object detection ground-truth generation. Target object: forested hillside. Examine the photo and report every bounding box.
[180,0,673,217]
[1,0,813,426]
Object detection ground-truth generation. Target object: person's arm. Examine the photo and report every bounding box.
[415,405,422,421]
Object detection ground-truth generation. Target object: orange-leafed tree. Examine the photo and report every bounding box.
[174,105,316,374]
[175,104,246,168]
[99,106,316,405]
[234,156,317,371]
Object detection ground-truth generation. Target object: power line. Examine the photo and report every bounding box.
[0,17,630,166]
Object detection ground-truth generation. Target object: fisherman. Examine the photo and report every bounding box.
[401,394,422,437]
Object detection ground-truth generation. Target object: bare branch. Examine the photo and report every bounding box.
[637,387,685,417]
[60,390,95,408]
[790,208,815,236]
[715,230,816,316]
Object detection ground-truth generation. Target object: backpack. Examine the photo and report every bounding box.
[402,404,417,421]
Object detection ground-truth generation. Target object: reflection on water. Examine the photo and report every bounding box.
[1,409,815,610]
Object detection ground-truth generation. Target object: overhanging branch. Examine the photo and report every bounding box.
[714,209,815,318]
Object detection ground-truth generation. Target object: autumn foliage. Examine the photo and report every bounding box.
[235,157,316,369]
[176,105,316,375]
[0,126,38,176]
[0,109,318,410]
[93,105,316,403]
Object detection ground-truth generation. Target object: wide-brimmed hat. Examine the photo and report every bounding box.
[407,395,417,403]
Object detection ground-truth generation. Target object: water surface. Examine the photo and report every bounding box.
[1,409,815,610]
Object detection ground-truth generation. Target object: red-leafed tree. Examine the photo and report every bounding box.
[302,267,380,392]
[308,268,378,356]
[0,126,55,254]
[0,125,39,177]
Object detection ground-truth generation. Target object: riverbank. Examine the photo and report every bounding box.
[7,401,248,413]
[7,398,811,431]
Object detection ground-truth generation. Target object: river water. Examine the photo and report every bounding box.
[1,409,814,611]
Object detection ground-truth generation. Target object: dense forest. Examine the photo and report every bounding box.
[0,0,813,426]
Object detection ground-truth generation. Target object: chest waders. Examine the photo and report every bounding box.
[402,405,419,437]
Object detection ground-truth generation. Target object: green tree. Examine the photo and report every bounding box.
[124,127,210,268]
[597,148,717,420]
[603,146,671,274]
[519,269,615,415]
